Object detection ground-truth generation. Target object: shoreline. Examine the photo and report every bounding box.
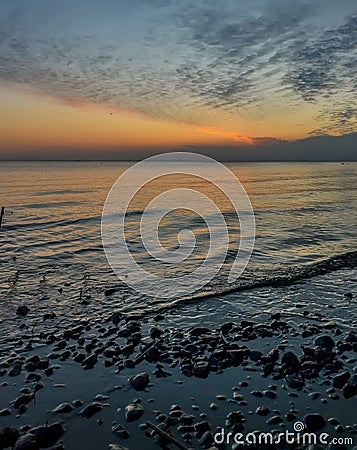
[0,268,356,449]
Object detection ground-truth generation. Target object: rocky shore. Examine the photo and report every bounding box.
[0,275,356,450]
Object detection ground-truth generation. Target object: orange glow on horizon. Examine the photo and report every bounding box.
[0,81,325,157]
[197,127,253,145]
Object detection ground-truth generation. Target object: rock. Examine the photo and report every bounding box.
[220,322,234,334]
[72,399,83,408]
[145,347,160,363]
[249,350,263,362]
[194,421,211,436]
[263,362,275,377]
[267,348,279,362]
[125,403,144,422]
[37,359,50,370]
[80,403,104,418]
[286,413,296,422]
[13,433,38,450]
[256,406,270,416]
[112,424,130,439]
[308,392,320,400]
[333,371,350,389]
[193,361,210,379]
[281,351,300,369]
[179,416,193,428]
[266,415,283,425]
[29,423,65,448]
[250,390,263,398]
[226,411,245,431]
[109,445,129,450]
[0,426,20,449]
[286,375,304,389]
[0,409,11,417]
[343,374,357,399]
[81,354,97,370]
[8,364,22,377]
[263,390,277,399]
[46,445,64,450]
[13,394,34,409]
[304,413,326,431]
[229,350,246,365]
[189,327,212,336]
[199,431,214,447]
[53,403,74,414]
[129,372,149,391]
[315,335,335,349]
[16,306,29,316]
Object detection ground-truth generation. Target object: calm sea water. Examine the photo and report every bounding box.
[0,161,356,320]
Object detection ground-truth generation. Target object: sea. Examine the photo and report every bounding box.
[0,160,356,333]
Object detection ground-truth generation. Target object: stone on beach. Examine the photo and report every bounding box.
[315,335,335,349]
[28,423,65,448]
[13,433,38,450]
[112,424,130,439]
[53,403,74,414]
[333,371,351,389]
[125,403,144,422]
[81,354,97,370]
[129,372,149,391]
[80,403,104,418]
[0,426,20,449]
[304,413,326,431]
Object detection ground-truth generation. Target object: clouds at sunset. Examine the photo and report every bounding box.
[0,0,356,157]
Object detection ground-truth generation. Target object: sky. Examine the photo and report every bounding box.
[0,0,356,160]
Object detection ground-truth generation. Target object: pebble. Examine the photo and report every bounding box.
[266,415,283,425]
[256,406,271,416]
[13,433,37,450]
[0,426,20,449]
[112,424,130,439]
[315,335,335,349]
[53,403,73,414]
[333,371,351,389]
[304,413,326,431]
[80,403,104,418]
[129,372,149,391]
[125,404,144,422]
[308,392,320,400]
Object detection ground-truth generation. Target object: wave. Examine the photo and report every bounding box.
[3,215,101,231]
[152,250,357,313]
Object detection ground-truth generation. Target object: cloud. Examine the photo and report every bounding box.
[0,0,355,135]
[286,15,357,99]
